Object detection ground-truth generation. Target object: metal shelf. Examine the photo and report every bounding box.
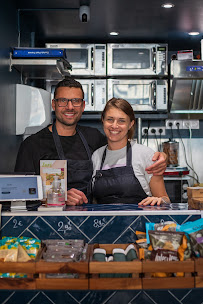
[81,112,168,120]
[10,56,72,80]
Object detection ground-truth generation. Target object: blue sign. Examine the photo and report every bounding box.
[186,66,203,72]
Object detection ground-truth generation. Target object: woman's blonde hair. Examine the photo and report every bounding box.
[101,98,136,140]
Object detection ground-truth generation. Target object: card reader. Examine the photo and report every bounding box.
[0,175,43,211]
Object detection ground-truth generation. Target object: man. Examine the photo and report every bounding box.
[15,78,167,206]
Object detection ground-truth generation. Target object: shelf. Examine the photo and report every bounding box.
[10,56,72,80]
[81,112,168,120]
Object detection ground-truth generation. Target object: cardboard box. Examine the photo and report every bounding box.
[188,198,203,210]
[187,187,203,199]
[40,160,67,200]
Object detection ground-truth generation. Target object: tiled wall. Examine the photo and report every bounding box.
[0,213,203,304]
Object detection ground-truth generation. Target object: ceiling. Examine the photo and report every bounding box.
[16,0,203,53]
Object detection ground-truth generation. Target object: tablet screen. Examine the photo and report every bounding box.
[0,176,40,201]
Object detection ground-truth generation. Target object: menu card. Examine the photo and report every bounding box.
[40,160,67,201]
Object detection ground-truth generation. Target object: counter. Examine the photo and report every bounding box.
[0,204,203,304]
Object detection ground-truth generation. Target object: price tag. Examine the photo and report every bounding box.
[13,218,23,229]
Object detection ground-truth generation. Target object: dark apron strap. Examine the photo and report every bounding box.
[76,127,92,160]
[126,141,132,166]
[100,141,132,170]
[52,121,92,160]
[52,120,66,160]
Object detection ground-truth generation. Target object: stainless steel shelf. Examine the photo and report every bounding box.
[10,56,71,80]
[81,112,168,120]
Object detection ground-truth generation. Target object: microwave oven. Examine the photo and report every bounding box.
[107,79,167,112]
[107,43,168,76]
[45,43,106,76]
[46,79,106,112]
[163,176,190,204]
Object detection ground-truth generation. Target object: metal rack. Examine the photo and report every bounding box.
[9,54,72,80]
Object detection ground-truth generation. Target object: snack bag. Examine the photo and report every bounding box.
[146,221,177,244]
[0,242,18,262]
[135,239,152,260]
[135,231,146,240]
[148,230,185,278]
[176,218,203,257]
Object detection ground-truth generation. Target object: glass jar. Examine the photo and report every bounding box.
[47,176,65,207]
[162,139,179,167]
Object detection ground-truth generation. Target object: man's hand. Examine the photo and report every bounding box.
[66,188,88,205]
[146,152,167,175]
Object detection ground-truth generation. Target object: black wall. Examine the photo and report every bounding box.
[0,1,21,173]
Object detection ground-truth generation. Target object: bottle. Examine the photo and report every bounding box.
[47,176,65,207]
[93,248,106,261]
[125,244,138,261]
[112,248,130,278]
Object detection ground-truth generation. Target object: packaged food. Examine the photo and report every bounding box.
[150,249,179,262]
[148,230,184,251]
[146,221,178,244]
[176,218,203,257]
[125,244,138,261]
[135,231,146,240]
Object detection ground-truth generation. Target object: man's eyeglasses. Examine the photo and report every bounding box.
[54,98,83,107]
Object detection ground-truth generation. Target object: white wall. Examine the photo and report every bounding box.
[142,138,203,185]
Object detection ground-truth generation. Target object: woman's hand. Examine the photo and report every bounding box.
[146,151,167,175]
[138,196,170,206]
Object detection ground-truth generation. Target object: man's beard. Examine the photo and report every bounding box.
[55,111,81,127]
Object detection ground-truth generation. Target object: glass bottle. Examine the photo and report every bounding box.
[47,176,65,207]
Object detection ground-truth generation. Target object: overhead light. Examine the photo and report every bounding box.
[188,32,200,36]
[161,3,175,8]
[110,31,119,36]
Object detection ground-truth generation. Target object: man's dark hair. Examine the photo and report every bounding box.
[54,77,84,99]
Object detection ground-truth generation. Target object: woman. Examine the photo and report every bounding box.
[92,98,170,206]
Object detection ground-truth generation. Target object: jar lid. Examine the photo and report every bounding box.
[93,248,106,255]
[163,138,178,144]
[112,248,125,254]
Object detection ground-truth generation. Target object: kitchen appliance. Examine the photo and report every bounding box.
[107,43,168,76]
[46,79,106,112]
[170,60,203,114]
[162,139,179,167]
[107,79,167,112]
[45,43,106,76]
[163,176,190,204]
[164,166,190,176]
[16,84,52,135]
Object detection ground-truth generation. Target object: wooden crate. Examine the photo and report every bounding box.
[35,244,90,290]
[194,258,203,288]
[89,244,142,290]
[142,260,195,289]
[0,260,36,290]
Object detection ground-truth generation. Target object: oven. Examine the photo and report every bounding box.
[163,176,190,204]
[45,43,106,76]
[107,79,167,112]
[107,43,168,76]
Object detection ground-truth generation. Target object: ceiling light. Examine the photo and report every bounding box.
[161,3,175,8]
[188,32,200,36]
[110,31,119,36]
